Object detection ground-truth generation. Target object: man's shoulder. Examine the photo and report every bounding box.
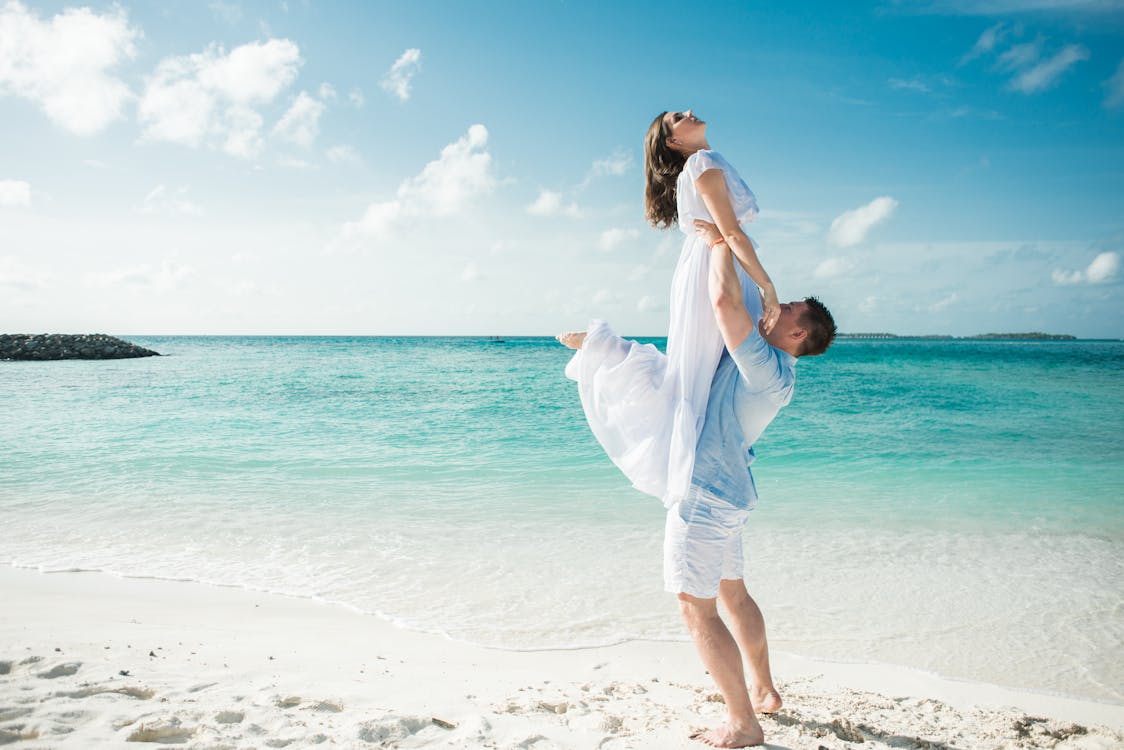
[729,337,796,399]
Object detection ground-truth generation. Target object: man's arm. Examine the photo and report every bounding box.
[708,239,757,354]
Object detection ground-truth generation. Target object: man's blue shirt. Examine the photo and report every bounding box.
[690,318,796,510]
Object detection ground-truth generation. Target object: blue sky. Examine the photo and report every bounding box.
[1,0,1122,336]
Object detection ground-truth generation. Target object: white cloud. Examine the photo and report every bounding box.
[814,257,854,279]
[526,189,581,217]
[599,227,641,251]
[220,105,264,158]
[341,124,496,240]
[272,90,324,147]
[380,48,421,102]
[318,82,336,100]
[460,262,481,282]
[397,124,494,214]
[827,196,898,247]
[348,87,365,107]
[1051,268,1084,285]
[137,184,203,216]
[1086,252,1120,282]
[138,38,302,158]
[637,295,665,313]
[0,178,31,207]
[1104,59,1124,109]
[589,149,632,178]
[1009,43,1088,94]
[1052,251,1120,285]
[85,260,197,292]
[996,39,1043,72]
[928,292,959,312]
[961,22,1009,65]
[889,77,931,93]
[326,144,362,164]
[0,1,138,135]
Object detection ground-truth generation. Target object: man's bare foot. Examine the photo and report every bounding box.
[689,721,764,748]
[750,686,782,714]
[556,331,586,350]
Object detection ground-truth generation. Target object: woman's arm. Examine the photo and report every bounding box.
[694,168,780,333]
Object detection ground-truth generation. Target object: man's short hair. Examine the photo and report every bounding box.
[798,296,836,356]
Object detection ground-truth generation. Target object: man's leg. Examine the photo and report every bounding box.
[718,579,782,713]
[678,593,764,748]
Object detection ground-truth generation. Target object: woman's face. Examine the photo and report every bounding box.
[663,110,706,151]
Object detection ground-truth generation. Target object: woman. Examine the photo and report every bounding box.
[561,110,779,507]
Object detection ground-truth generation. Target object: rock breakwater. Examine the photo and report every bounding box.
[0,334,160,361]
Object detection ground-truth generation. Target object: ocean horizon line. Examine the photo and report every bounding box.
[5,332,1121,342]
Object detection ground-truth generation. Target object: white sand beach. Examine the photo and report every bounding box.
[2,566,1121,749]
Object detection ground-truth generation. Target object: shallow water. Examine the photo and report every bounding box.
[3,336,1122,702]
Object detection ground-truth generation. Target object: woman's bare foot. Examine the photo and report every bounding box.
[689,721,764,748]
[556,331,586,350]
[750,686,782,714]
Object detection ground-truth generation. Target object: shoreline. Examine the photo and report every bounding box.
[2,566,1121,748]
[7,562,1122,709]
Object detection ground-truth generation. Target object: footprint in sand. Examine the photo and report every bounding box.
[125,718,196,744]
[356,715,432,743]
[275,695,302,708]
[0,706,35,721]
[59,685,154,700]
[307,700,344,713]
[600,715,624,734]
[37,661,82,679]
[214,710,244,724]
[0,660,12,675]
[0,724,40,744]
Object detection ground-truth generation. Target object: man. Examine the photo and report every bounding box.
[558,221,835,748]
[668,220,835,747]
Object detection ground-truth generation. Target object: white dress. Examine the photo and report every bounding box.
[565,150,760,506]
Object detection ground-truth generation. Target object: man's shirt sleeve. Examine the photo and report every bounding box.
[729,329,794,402]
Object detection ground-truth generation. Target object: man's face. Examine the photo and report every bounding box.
[762,300,808,349]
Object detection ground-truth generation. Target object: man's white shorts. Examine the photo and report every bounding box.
[663,487,750,599]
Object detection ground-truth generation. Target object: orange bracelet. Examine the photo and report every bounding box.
[708,236,727,248]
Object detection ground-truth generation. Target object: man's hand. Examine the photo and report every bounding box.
[694,219,723,246]
[697,220,779,333]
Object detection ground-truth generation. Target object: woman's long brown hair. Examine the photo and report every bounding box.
[644,111,687,229]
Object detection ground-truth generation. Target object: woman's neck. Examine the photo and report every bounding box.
[680,141,710,158]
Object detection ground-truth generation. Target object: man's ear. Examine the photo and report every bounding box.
[791,327,808,343]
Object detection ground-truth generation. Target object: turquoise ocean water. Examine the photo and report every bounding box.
[2,336,1122,703]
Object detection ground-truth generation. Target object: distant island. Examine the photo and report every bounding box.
[0,334,160,361]
[838,332,1076,340]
